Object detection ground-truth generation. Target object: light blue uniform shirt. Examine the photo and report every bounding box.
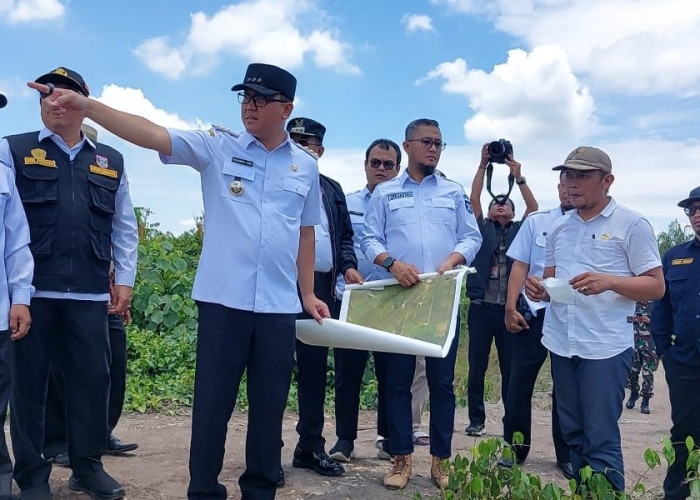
[362,171,482,277]
[335,187,375,297]
[506,206,569,280]
[0,128,138,301]
[161,127,322,313]
[314,192,333,272]
[0,167,34,330]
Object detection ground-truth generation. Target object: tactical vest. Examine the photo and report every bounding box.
[466,219,521,300]
[7,131,123,293]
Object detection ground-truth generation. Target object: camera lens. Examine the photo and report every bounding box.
[488,141,504,157]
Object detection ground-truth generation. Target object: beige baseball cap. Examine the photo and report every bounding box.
[552,146,612,173]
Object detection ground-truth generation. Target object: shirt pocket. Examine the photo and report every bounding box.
[387,197,416,226]
[221,162,255,203]
[17,165,59,203]
[535,233,547,248]
[274,176,310,219]
[588,238,626,273]
[666,264,689,295]
[429,196,456,225]
[87,172,119,215]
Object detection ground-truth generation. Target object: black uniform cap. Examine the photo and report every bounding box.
[286,117,326,142]
[0,93,6,109]
[35,67,89,97]
[678,186,700,208]
[231,63,296,101]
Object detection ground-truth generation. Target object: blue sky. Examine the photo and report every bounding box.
[1,0,699,234]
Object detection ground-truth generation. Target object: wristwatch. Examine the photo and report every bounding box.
[516,176,527,185]
[382,256,396,271]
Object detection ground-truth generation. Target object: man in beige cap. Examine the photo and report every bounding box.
[524,146,665,492]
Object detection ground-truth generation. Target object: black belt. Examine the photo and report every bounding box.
[470,299,505,309]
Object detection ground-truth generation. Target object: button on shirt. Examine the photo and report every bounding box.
[362,171,482,276]
[161,128,321,313]
[335,187,374,297]
[0,128,138,301]
[0,167,34,330]
[651,237,700,366]
[542,198,661,359]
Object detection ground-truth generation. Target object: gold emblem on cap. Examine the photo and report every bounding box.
[291,165,298,172]
[229,179,244,196]
[294,118,304,127]
[54,68,68,76]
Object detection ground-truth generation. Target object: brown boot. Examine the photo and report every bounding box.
[383,453,412,489]
[431,455,450,489]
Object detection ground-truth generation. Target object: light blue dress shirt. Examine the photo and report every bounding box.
[161,127,322,314]
[362,171,482,277]
[314,190,333,273]
[0,167,34,330]
[0,128,138,302]
[335,187,376,297]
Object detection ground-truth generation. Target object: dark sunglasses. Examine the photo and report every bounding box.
[368,158,396,170]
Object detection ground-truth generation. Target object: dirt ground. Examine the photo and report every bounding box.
[27,366,672,499]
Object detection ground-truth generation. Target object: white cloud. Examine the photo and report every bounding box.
[133,0,359,79]
[402,13,435,34]
[0,0,64,23]
[422,45,596,145]
[432,0,700,95]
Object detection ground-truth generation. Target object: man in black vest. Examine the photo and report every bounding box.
[285,117,361,477]
[464,143,537,436]
[0,67,138,500]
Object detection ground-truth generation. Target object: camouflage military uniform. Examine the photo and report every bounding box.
[626,301,659,398]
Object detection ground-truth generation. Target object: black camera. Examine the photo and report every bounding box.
[488,139,513,164]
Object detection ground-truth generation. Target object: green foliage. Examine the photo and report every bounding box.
[657,219,693,256]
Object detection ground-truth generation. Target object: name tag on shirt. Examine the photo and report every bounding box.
[671,258,693,265]
[232,157,253,167]
[89,165,118,179]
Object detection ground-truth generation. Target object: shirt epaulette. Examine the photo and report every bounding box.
[209,125,241,138]
[291,141,319,159]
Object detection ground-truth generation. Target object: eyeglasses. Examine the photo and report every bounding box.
[684,206,700,216]
[368,158,396,170]
[237,92,290,108]
[294,138,321,148]
[407,137,446,151]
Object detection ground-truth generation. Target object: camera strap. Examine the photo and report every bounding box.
[485,162,515,205]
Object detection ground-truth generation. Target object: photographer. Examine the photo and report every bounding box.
[464,142,537,436]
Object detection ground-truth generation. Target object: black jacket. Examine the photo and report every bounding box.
[319,174,357,298]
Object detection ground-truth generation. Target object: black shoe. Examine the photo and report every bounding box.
[557,461,575,480]
[329,439,355,463]
[52,451,70,468]
[276,467,285,488]
[68,471,125,500]
[640,397,650,414]
[625,392,638,409]
[465,423,485,436]
[292,449,344,477]
[106,435,138,455]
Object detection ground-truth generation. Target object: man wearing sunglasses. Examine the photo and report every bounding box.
[652,186,700,500]
[363,119,482,490]
[1,67,138,500]
[30,62,330,500]
[328,138,401,463]
[284,117,360,477]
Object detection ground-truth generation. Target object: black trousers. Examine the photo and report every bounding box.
[502,310,568,463]
[10,298,110,491]
[466,301,513,426]
[333,348,388,442]
[43,314,128,459]
[0,330,13,499]
[295,272,336,454]
[663,355,700,500]
[187,302,296,500]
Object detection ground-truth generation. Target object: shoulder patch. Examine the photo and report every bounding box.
[210,124,241,138]
[464,196,474,214]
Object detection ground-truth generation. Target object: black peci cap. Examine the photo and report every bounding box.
[35,67,89,97]
[0,93,6,109]
[231,63,296,101]
[286,117,326,142]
